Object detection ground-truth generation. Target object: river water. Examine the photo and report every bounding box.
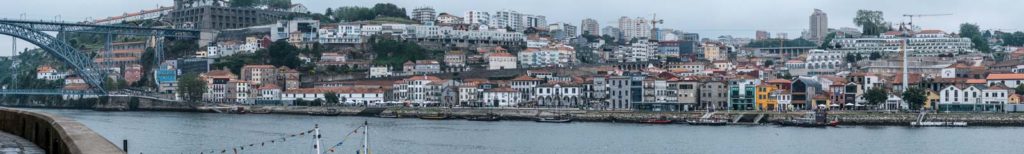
[22,108,1024,154]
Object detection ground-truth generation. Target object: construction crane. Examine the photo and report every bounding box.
[649,13,664,40]
[901,14,952,29]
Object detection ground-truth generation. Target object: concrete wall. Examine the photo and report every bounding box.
[0,108,124,154]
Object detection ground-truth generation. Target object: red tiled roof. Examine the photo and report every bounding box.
[284,87,385,94]
[987,74,1024,80]
[966,79,987,84]
[511,75,542,81]
[490,52,514,57]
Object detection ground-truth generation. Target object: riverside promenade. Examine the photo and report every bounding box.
[0,107,123,154]
[0,131,43,154]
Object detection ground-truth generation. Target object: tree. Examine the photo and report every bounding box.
[999,31,1024,46]
[116,78,128,89]
[370,38,436,68]
[763,59,774,67]
[960,23,992,53]
[601,34,618,46]
[845,53,859,63]
[177,73,207,104]
[864,87,889,108]
[902,87,927,110]
[229,0,259,7]
[324,92,339,104]
[311,98,324,106]
[265,0,292,9]
[371,3,409,19]
[103,77,117,91]
[745,38,817,48]
[819,32,837,49]
[334,6,376,22]
[1016,85,1024,95]
[267,40,302,69]
[869,52,882,60]
[853,10,890,36]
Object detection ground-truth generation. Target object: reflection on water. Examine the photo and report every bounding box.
[24,108,1024,154]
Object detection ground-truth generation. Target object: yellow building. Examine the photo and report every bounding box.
[755,83,777,111]
[1010,94,1021,104]
[924,90,940,110]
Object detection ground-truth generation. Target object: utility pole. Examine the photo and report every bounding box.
[11,37,16,89]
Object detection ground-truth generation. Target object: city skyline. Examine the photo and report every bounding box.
[1,0,1022,56]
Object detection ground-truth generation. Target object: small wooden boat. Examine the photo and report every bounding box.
[419,113,451,120]
[466,113,501,121]
[535,116,573,123]
[535,117,572,123]
[640,116,674,124]
[688,118,728,126]
[378,113,400,118]
[249,108,272,114]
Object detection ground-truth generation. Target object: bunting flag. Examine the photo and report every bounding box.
[323,125,367,153]
[192,128,315,154]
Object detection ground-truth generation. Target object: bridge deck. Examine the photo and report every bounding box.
[0,131,43,154]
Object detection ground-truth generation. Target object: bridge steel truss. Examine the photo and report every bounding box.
[0,19,199,95]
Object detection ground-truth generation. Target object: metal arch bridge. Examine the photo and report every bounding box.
[0,19,199,95]
[0,89,180,102]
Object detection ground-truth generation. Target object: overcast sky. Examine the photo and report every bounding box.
[2,0,1022,56]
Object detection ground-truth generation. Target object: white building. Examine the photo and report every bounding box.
[482,87,521,107]
[412,7,436,25]
[518,44,576,68]
[612,40,657,62]
[271,19,320,41]
[491,10,523,31]
[986,74,1024,88]
[282,87,385,105]
[436,13,463,25]
[36,66,67,81]
[830,30,974,56]
[618,16,650,40]
[488,52,517,70]
[534,83,583,107]
[368,66,392,78]
[463,11,490,26]
[318,23,366,44]
[393,76,447,104]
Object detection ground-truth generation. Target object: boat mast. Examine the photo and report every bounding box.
[314,124,322,154]
[362,121,369,154]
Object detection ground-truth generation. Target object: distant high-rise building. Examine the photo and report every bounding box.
[756,30,770,40]
[464,10,490,26]
[492,10,523,31]
[581,18,600,36]
[809,9,828,43]
[602,26,621,40]
[548,22,577,41]
[777,33,788,40]
[618,16,651,41]
[523,14,547,30]
[412,7,437,25]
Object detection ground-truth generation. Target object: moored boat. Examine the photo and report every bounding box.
[535,117,573,123]
[378,113,400,118]
[687,118,729,126]
[419,113,451,120]
[466,114,501,121]
[640,116,674,124]
[308,109,341,116]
